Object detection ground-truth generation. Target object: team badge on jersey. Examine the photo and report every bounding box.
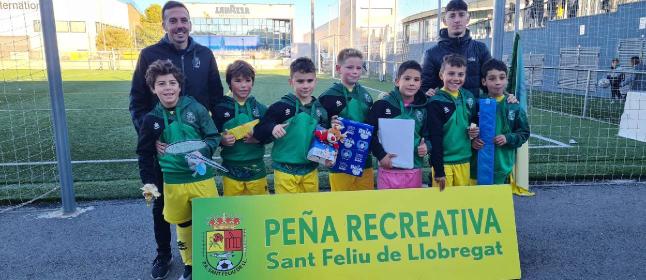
[203,214,247,275]
[185,112,196,123]
[415,110,424,121]
[508,111,516,121]
[466,97,474,108]
[365,93,372,102]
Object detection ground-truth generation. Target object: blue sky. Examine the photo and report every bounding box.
[131,0,450,42]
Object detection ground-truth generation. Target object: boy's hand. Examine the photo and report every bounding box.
[324,159,335,168]
[417,137,428,157]
[468,125,479,139]
[472,138,484,150]
[507,94,519,104]
[272,123,289,139]
[243,131,260,144]
[494,135,507,146]
[221,132,236,146]
[186,151,205,171]
[330,115,342,127]
[156,141,168,155]
[434,177,446,191]
[379,153,397,169]
[141,183,160,206]
[425,88,437,97]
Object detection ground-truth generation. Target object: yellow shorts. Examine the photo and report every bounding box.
[471,173,510,185]
[163,178,219,224]
[329,168,375,192]
[432,162,471,188]
[274,169,318,194]
[223,176,268,196]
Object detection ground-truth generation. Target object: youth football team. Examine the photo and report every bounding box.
[135,0,529,278]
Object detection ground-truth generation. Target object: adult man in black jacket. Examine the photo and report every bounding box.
[128,1,223,279]
[420,0,492,97]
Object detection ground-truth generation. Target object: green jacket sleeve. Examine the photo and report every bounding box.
[504,106,530,148]
[197,105,221,158]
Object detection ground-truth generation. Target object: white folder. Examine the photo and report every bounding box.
[378,118,415,169]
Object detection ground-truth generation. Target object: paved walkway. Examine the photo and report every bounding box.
[1,183,645,279]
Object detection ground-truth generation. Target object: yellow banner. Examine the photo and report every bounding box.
[193,185,521,279]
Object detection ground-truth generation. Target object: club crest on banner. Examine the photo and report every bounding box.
[203,213,247,276]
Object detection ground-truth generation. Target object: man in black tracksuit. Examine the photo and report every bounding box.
[420,0,492,97]
[128,2,223,279]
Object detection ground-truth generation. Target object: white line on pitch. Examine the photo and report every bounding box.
[529,145,572,149]
[530,133,572,147]
[532,108,615,125]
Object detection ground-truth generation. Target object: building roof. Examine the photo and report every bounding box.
[118,0,142,13]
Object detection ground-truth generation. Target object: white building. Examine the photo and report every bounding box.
[0,0,139,58]
[185,3,294,53]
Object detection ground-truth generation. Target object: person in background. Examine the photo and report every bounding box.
[607,58,625,100]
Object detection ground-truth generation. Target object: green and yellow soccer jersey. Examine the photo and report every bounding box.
[427,88,478,178]
[136,96,221,184]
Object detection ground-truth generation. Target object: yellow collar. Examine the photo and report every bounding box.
[442,87,460,98]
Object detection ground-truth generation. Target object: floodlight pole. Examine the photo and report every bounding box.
[437,0,442,38]
[491,0,506,59]
[514,0,520,33]
[39,0,77,214]
[311,0,316,65]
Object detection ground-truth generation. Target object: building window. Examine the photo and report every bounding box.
[56,21,70,32]
[409,21,420,43]
[34,20,81,33]
[70,21,86,33]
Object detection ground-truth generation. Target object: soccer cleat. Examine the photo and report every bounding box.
[178,265,192,280]
[151,254,172,280]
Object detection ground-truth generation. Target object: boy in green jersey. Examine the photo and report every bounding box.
[253,57,332,193]
[428,54,479,190]
[319,48,375,191]
[471,59,530,184]
[213,60,268,195]
[137,59,220,279]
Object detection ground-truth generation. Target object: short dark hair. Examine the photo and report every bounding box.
[226,60,255,88]
[440,54,467,73]
[481,59,508,78]
[612,58,620,63]
[145,59,184,91]
[396,60,422,79]
[162,1,189,20]
[446,0,468,12]
[290,57,316,77]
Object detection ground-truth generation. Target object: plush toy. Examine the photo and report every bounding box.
[314,124,346,150]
